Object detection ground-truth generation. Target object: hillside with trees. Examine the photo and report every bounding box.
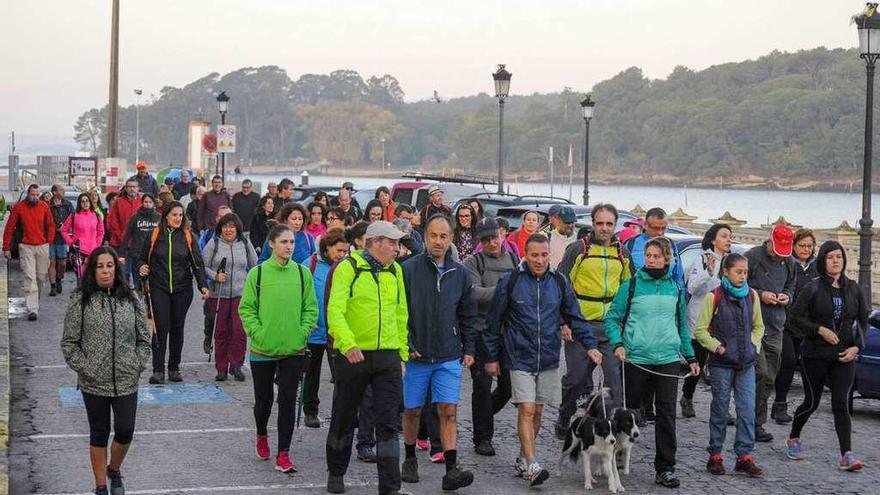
[73,47,871,180]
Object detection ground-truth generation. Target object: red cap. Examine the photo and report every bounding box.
[771,224,793,257]
[136,161,147,170]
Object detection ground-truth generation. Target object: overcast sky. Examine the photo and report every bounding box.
[0,0,861,143]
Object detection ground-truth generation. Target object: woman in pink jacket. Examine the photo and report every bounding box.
[61,193,105,281]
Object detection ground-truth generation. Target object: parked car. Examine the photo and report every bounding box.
[352,188,376,209]
[454,192,573,218]
[292,185,340,204]
[670,233,753,278]
[851,311,880,409]
[391,181,489,212]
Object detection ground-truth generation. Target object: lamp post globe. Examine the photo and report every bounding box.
[493,64,512,193]
[215,90,230,180]
[580,94,595,206]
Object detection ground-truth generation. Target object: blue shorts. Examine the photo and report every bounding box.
[49,243,68,260]
[403,359,463,409]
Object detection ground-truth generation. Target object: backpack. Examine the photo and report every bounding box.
[254,261,304,311]
[308,253,319,274]
[343,256,400,301]
[146,227,193,265]
[572,236,628,302]
[707,286,756,336]
[619,275,684,340]
[473,251,518,277]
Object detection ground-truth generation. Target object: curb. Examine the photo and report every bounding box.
[0,217,9,494]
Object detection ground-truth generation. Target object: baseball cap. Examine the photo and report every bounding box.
[624,218,645,228]
[365,221,406,240]
[427,184,443,195]
[475,217,501,240]
[771,224,794,257]
[342,181,354,189]
[392,218,413,237]
[558,206,577,223]
[136,161,147,170]
[548,204,562,218]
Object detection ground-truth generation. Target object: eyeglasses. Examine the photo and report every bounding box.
[327,215,340,221]
[796,243,814,249]
[458,214,471,218]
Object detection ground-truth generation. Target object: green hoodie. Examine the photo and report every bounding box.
[239,255,319,358]
[605,268,694,366]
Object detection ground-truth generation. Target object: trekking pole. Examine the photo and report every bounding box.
[140,276,157,335]
[295,348,312,429]
[209,257,227,363]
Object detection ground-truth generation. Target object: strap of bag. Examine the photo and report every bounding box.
[620,276,638,332]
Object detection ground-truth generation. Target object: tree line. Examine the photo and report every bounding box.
[73,47,874,178]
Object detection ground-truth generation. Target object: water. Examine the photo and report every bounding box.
[246,173,874,229]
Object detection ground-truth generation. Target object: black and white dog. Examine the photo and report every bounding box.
[610,407,641,476]
[558,393,622,492]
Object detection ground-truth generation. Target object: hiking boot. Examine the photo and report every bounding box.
[356,445,376,463]
[680,397,696,418]
[167,370,183,382]
[771,401,792,424]
[706,453,725,475]
[786,438,805,460]
[430,451,445,463]
[94,486,109,495]
[148,372,165,384]
[654,470,680,488]
[107,466,125,495]
[755,425,773,442]
[27,312,37,321]
[514,456,527,478]
[415,439,429,451]
[442,466,474,491]
[215,372,228,381]
[734,454,764,477]
[327,474,345,493]
[524,461,549,487]
[255,434,270,460]
[401,457,419,483]
[203,335,213,355]
[230,367,245,381]
[49,284,57,296]
[275,449,296,473]
[304,413,321,428]
[474,439,496,456]
[839,451,863,472]
[642,408,656,424]
[55,281,63,294]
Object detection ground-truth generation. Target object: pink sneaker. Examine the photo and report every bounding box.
[255,435,270,460]
[430,451,446,463]
[275,449,296,473]
[416,439,430,451]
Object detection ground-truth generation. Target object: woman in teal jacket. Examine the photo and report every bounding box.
[606,236,699,490]
[238,224,318,474]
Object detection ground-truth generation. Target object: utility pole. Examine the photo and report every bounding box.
[106,0,120,158]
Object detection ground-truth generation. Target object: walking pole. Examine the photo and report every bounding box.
[295,348,312,429]
[140,276,157,335]
[209,258,228,363]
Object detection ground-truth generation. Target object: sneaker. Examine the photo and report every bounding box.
[94,487,109,495]
[215,372,228,381]
[49,284,57,296]
[148,372,165,384]
[230,367,245,381]
[514,456,527,478]
[680,397,696,418]
[442,466,474,491]
[772,402,792,424]
[304,413,322,429]
[786,438,805,461]
[430,451,445,463]
[255,434,270,460]
[327,474,345,493]
[275,449,296,473]
[106,467,124,495]
[706,453,725,475]
[735,454,764,477]
[167,370,183,382]
[203,335,213,355]
[643,409,656,424]
[474,439,496,456]
[754,425,773,442]
[27,312,37,321]
[654,470,680,488]
[401,457,419,483]
[524,461,550,487]
[415,439,429,451]
[357,445,377,463]
[839,451,863,472]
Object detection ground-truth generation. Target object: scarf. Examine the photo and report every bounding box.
[721,275,750,299]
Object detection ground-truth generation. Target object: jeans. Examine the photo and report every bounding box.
[559,322,622,426]
[774,331,802,404]
[755,331,783,427]
[707,365,756,457]
[624,361,679,473]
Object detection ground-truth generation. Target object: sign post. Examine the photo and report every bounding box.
[217,125,236,181]
[68,156,98,188]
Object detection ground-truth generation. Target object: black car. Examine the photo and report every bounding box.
[455,193,574,218]
[292,185,340,205]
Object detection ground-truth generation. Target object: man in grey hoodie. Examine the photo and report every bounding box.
[462,217,519,457]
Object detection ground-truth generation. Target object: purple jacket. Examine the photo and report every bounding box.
[197,190,231,230]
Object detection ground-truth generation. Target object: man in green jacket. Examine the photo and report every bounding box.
[325,221,409,495]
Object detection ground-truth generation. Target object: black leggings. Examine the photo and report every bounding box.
[681,339,709,400]
[251,355,305,452]
[151,287,194,372]
[775,331,802,403]
[82,391,138,447]
[303,343,327,416]
[789,357,855,454]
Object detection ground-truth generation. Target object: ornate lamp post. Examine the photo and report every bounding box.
[216,90,230,180]
[856,3,880,302]
[493,65,512,193]
[580,94,595,206]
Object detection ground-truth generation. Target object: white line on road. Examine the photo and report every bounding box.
[34,480,372,495]
[28,424,329,440]
[24,361,215,370]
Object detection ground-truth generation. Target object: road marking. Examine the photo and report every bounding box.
[28,424,329,440]
[25,361,216,370]
[34,480,371,495]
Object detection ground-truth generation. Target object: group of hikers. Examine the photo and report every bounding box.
[4,167,868,495]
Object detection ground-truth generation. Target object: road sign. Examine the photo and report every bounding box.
[217,125,236,153]
[202,134,217,153]
[68,156,97,176]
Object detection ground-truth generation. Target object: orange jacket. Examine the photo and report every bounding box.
[3,200,55,250]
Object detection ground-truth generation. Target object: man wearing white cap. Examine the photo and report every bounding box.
[419,184,451,225]
[326,221,410,495]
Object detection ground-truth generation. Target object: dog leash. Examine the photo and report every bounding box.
[620,358,695,406]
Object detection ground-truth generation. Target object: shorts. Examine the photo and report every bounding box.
[49,243,68,260]
[403,358,463,409]
[510,368,560,406]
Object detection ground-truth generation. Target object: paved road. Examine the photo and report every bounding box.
[7,262,880,495]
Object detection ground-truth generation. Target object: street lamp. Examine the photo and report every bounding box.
[493,64,512,193]
[856,3,880,303]
[216,90,230,180]
[134,89,142,164]
[580,94,595,206]
[381,138,386,171]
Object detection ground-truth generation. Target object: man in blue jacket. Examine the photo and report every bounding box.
[483,233,602,487]
[401,214,478,492]
[625,207,685,287]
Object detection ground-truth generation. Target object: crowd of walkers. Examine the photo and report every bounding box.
[3,165,865,495]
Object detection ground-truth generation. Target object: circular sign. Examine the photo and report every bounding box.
[202,134,217,153]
